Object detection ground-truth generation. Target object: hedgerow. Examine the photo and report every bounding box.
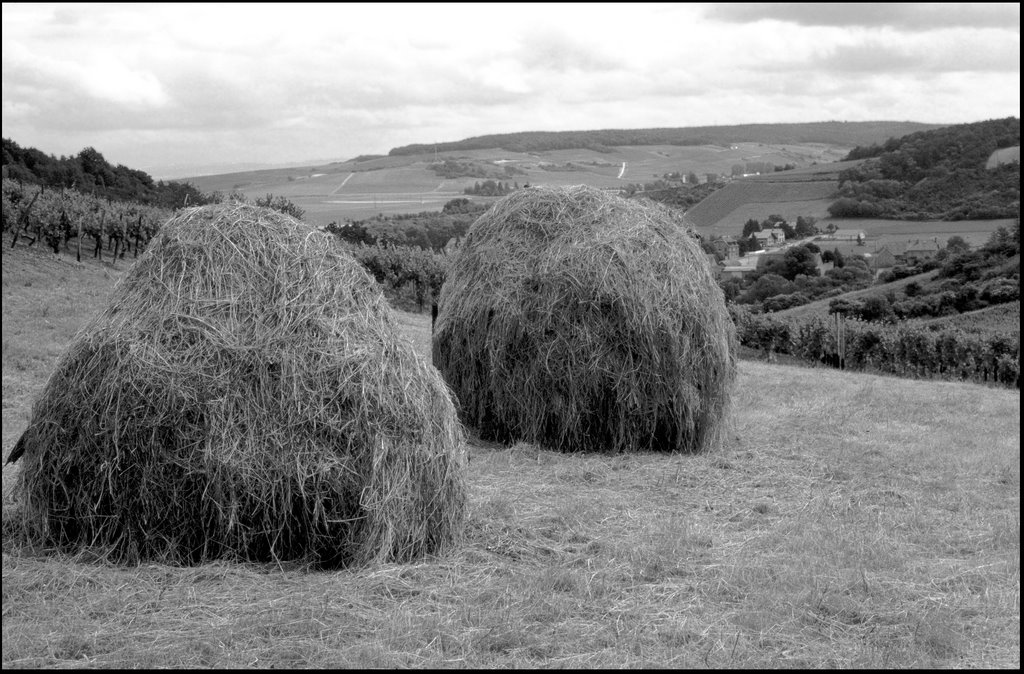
[730,304,1019,387]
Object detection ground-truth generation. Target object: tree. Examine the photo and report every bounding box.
[782,245,821,279]
[794,215,817,238]
[825,259,872,286]
[758,245,820,281]
[442,198,479,214]
[254,193,304,220]
[741,218,761,239]
[828,297,863,316]
[831,248,846,268]
[778,219,797,240]
[739,234,762,255]
[945,235,970,255]
[859,295,896,322]
[739,273,794,304]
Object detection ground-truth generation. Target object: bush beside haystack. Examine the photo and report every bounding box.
[12,203,466,567]
[432,185,736,454]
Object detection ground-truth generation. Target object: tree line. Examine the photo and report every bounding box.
[388,121,943,156]
[2,138,217,210]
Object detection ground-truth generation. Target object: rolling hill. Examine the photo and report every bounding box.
[386,121,945,156]
[183,122,945,226]
[184,142,855,225]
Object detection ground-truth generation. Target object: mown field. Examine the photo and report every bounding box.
[2,242,1019,668]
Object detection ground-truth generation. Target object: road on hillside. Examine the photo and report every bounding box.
[329,173,355,196]
[617,162,626,179]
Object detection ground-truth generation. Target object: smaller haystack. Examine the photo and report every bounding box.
[432,185,736,454]
[11,203,466,566]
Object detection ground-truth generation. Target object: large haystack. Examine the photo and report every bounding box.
[11,203,466,566]
[432,185,736,453]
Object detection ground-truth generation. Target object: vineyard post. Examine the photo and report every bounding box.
[837,313,846,369]
[95,209,105,262]
[9,188,41,249]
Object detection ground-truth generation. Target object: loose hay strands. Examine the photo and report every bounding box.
[13,203,466,567]
[432,185,736,454]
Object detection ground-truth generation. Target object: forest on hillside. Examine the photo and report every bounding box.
[388,121,944,156]
[830,117,1020,220]
[1,138,214,209]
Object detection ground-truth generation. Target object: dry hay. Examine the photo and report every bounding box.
[10,203,466,567]
[432,185,736,454]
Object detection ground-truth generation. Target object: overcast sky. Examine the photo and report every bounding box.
[2,2,1020,178]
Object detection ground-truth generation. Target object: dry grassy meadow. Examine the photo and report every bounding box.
[2,243,1019,668]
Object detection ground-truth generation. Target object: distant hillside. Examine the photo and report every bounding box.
[681,118,1022,232]
[389,122,946,156]
[832,117,1020,220]
[185,141,859,225]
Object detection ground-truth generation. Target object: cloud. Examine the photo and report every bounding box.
[517,29,621,73]
[706,3,1020,32]
[1,3,1018,176]
[816,36,1020,74]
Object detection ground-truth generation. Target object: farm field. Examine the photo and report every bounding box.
[986,145,1020,169]
[684,179,838,232]
[815,218,1017,251]
[707,199,835,232]
[184,141,858,226]
[1,242,1020,668]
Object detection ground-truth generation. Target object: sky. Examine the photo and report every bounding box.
[2,2,1020,179]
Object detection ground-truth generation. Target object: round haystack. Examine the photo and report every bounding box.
[12,203,467,566]
[432,185,736,454]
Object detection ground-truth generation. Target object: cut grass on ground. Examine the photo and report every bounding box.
[2,244,1020,669]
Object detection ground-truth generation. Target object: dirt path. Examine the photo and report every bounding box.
[329,172,356,196]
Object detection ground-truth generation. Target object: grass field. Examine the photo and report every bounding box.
[2,242,1019,668]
